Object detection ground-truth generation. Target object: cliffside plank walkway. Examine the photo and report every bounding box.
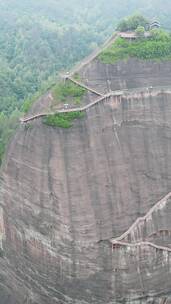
[67,76,103,96]
[69,32,119,76]
[68,31,144,76]
[20,84,171,124]
[20,92,122,123]
[111,192,171,253]
[20,31,154,124]
[20,32,171,255]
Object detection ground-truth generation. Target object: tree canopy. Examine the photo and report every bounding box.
[117,14,149,31]
[135,26,145,37]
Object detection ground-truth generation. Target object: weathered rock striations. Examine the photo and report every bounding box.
[1,57,171,303]
[79,58,171,94]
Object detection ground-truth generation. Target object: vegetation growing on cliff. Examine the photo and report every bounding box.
[43,111,85,128]
[1,0,171,163]
[99,29,171,64]
[52,81,86,105]
[117,14,149,31]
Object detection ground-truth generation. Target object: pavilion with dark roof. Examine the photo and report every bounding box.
[150,20,160,30]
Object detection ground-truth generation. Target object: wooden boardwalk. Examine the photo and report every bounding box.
[20,84,171,124]
[21,30,156,124]
[20,31,171,257]
[67,31,150,77]
[68,77,103,96]
[111,192,171,253]
[20,28,171,125]
[20,92,123,123]
[69,32,119,76]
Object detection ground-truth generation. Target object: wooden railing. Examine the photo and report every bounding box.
[20,92,122,123]
[111,192,171,253]
[68,77,103,96]
[20,85,171,124]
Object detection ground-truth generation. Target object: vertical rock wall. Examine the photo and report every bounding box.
[1,89,171,303]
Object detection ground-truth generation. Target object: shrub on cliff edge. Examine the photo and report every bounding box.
[43,111,85,128]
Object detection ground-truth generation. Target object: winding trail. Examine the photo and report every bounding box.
[68,77,103,96]
[113,240,171,253]
[68,31,147,77]
[69,32,119,76]
[20,30,171,124]
[111,192,171,253]
[20,85,171,124]
[20,92,122,123]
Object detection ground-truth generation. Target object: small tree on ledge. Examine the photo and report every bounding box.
[117,14,149,32]
[135,26,145,37]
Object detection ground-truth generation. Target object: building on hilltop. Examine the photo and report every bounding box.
[150,20,160,30]
[119,31,151,40]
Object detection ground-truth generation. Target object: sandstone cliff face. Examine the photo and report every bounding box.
[80,58,171,93]
[1,59,171,303]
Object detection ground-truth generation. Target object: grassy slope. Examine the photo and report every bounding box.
[99,31,171,64]
[43,81,86,128]
[52,81,86,106]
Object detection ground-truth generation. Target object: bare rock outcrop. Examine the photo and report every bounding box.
[1,58,171,303]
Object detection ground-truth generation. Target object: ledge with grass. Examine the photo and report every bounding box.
[99,29,171,64]
[43,111,85,128]
[52,81,86,106]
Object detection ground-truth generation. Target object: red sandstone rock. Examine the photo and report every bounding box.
[1,58,171,303]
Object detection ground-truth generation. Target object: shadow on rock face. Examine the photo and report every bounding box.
[0,286,20,304]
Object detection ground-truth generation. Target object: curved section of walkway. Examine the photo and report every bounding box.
[111,192,171,253]
[68,31,148,77]
[20,92,122,123]
[21,31,170,124]
[69,32,119,76]
[113,240,171,253]
[20,85,171,124]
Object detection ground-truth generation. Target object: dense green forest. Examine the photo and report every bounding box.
[1,0,171,163]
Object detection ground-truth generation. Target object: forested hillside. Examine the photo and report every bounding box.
[1,0,171,163]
